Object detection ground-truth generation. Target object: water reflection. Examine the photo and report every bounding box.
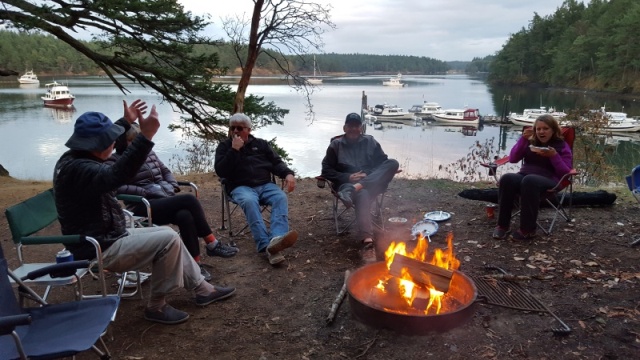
[46,107,76,124]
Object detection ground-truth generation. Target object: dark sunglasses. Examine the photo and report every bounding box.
[229,125,248,131]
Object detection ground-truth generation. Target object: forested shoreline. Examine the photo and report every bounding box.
[487,0,640,95]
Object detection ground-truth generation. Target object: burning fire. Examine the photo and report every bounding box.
[377,232,461,315]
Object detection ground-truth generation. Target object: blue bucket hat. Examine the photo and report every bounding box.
[65,112,124,152]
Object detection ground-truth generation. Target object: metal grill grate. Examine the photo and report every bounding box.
[471,272,571,335]
[472,275,547,312]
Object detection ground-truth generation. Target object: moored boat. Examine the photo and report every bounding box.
[408,101,443,119]
[509,107,566,126]
[306,55,323,85]
[41,81,75,108]
[370,104,419,125]
[432,108,480,125]
[382,73,405,87]
[18,70,39,85]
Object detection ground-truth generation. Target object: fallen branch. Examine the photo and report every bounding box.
[326,269,351,325]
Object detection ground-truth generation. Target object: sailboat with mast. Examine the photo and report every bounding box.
[307,55,323,85]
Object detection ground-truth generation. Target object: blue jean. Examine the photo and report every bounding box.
[230,183,289,252]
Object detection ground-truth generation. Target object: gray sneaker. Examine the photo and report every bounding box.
[144,304,189,325]
[206,241,239,258]
[199,263,212,282]
[266,249,286,265]
[266,230,298,255]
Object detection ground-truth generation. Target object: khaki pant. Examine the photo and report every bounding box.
[102,226,203,297]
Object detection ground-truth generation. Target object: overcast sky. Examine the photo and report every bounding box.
[179,0,574,62]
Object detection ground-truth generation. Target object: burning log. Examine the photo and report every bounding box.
[389,253,453,293]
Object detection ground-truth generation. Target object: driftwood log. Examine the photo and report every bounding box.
[458,188,617,207]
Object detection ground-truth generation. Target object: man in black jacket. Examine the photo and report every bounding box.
[54,100,235,325]
[321,112,399,263]
[214,113,298,266]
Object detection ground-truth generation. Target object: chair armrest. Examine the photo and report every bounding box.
[21,234,84,246]
[177,181,199,198]
[22,260,91,280]
[0,314,32,335]
[116,194,144,202]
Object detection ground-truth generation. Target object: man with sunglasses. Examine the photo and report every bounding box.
[214,113,298,266]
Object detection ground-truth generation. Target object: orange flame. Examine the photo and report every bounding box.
[382,231,459,314]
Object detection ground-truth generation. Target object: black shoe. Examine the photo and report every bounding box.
[195,285,236,306]
[206,241,239,258]
[337,184,355,207]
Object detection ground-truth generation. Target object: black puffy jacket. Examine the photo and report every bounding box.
[53,134,154,260]
[105,150,178,202]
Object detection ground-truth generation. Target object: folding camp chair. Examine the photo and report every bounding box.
[219,175,283,239]
[4,189,109,304]
[315,176,385,235]
[480,126,578,235]
[118,180,199,227]
[0,242,119,360]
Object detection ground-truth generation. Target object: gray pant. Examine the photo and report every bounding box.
[354,159,400,239]
[102,226,203,297]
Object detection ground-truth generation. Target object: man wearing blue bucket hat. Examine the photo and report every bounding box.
[54,100,235,325]
[321,112,399,263]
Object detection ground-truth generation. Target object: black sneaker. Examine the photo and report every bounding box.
[199,264,212,282]
[337,184,355,208]
[144,304,189,325]
[206,241,239,258]
[195,285,236,306]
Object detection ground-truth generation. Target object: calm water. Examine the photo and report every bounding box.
[1,75,639,182]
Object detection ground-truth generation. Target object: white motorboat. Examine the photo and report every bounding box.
[41,81,75,108]
[509,107,566,126]
[370,104,419,125]
[432,108,480,125]
[18,70,39,84]
[579,107,640,133]
[306,55,322,85]
[408,101,443,119]
[382,73,405,87]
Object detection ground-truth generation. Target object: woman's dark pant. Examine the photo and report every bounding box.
[497,173,557,233]
[132,194,212,258]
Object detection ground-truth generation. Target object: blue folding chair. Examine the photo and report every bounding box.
[0,241,120,360]
[625,165,640,204]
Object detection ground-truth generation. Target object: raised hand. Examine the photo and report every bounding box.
[122,99,148,124]
[139,105,160,141]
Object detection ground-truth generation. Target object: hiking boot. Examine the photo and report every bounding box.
[492,226,509,240]
[144,304,190,325]
[195,285,236,306]
[337,184,355,208]
[266,249,286,265]
[510,230,536,241]
[266,230,298,255]
[206,241,239,258]
[199,263,212,282]
[360,242,377,264]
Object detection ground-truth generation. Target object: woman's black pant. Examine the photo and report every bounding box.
[131,194,212,258]
[497,173,557,233]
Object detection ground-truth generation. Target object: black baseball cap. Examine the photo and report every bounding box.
[345,112,362,125]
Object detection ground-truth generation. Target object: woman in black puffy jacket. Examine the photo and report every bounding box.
[107,124,238,281]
